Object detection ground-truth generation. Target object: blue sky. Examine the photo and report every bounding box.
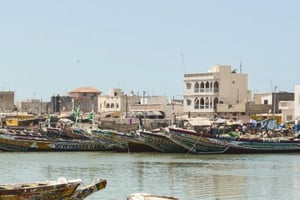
[1,0,299,101]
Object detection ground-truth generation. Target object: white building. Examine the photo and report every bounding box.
[294,86,300,120]
[279,101,294,122]
[98,89,140,117]
[98,89,183,119]
[183,65,250,120]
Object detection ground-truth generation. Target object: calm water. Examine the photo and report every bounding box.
[1,152,300,200]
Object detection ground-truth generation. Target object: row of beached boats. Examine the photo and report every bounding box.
[1,119,300,154]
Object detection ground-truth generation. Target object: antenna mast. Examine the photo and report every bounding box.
[239,62,242,73]
[181,53,186,74]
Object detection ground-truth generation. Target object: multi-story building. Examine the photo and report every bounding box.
[69,87,101,113]
[17,99,49,115]
[0,91,14,112]
[253,91,294,114]
[98,89,140,117]
[183,65,250,120]
[50,95,73,113]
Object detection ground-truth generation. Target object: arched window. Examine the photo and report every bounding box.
[116,103,119,108]
[110,103,114,108]
[214,97,219,110]
[205,82,210,92]
[200,82,205,92]
[194,98,199,109]
[106,103,110,108]
[214,81,219,93]
[205,97,209,108]
[200,97,205,109]
[194,82,200,93]
[209,97,213,108]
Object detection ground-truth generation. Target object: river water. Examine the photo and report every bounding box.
[1,152,300,200]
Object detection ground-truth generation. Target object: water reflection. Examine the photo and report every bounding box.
[2,152,300,199]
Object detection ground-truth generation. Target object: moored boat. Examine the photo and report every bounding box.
[0,132,113,152]
[92,129,158,152]
[169,127,300,154]
[0,177,106,200]
[168,127,229,154]
[208,135,300,153]
[138,130,187,153]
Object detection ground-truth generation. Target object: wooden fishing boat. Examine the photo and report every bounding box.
[0,177,106,200]
[168,128,228,154]
[138,130,187,153]
[127,136,159,152]
[208,136,300,153]
[92,129,157,152]
[169,127,300,154]
[89,129,130,152]
[4,113,38,127]
[71,178,107,199]
[127,193,178,200]
[0,132,113,152]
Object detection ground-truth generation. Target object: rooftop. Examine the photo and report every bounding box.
[69,87,102,94]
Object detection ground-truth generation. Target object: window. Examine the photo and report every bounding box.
[264,100,268,104]
[214,97,219,109]
[186,83,191,89]
[205,97,209,108]
[200,98,204,109]
[205,82,210,92]
[200,82,205,92]
[214,81,219,93]
[194,82,200,93]
[186,99,191,106]
[194,98,199,109]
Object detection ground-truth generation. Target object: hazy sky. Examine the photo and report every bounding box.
[1,0,299,101]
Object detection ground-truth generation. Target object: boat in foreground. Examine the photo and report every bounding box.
[0,177,106,200]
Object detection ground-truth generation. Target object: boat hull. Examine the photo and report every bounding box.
[0,134,113,152]
[168,128,228,154]
[0,177,107,200]
[209,137,300,154]
[139,131,187,153]
[0,178,81,199]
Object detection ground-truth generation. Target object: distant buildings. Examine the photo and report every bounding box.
[97,89,182,119]
[1,64,300,124]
